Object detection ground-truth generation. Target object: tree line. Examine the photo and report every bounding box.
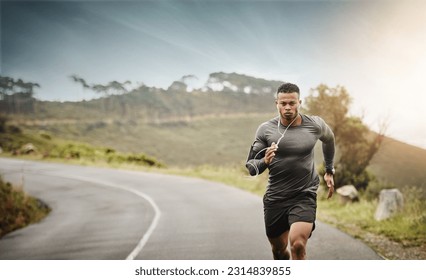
[0,76,40,114]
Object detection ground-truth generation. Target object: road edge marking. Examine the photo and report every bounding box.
[36,173,162,260]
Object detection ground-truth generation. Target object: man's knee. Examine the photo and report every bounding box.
[290,240,306,260]
[288,221,312,259]
[268,233,290,260]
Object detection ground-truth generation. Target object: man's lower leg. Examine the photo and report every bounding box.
[272,248,290,260]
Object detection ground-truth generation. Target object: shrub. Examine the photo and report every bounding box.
[0,176,50,238]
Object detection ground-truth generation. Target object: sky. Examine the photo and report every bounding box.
[1,0,426,149]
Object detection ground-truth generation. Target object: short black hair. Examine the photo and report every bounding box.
[276,83,300,98]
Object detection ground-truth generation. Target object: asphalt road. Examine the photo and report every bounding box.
[0,158,382,260]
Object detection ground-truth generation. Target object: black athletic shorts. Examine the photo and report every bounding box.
[264,191,317,238]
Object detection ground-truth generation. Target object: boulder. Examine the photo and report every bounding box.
[336,185,359,203]
[21,143,36,154]
[374,189,404,221]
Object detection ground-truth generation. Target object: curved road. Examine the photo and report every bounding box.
[0,158,382,260]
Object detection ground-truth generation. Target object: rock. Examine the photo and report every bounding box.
[336,185,359,203]
[374,189,404,221]
[21,143,36,154]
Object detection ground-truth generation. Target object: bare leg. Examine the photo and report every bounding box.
[289,222,313,260]
[268,231,290,260]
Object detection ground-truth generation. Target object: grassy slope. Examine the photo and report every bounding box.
[20,113,274,166]
[19,113,426,189]
[369,137,426,187]
[0,126,164,168]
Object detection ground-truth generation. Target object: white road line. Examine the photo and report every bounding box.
[120,186,161,260]
[63,176,162,260]
[16,167,162,260]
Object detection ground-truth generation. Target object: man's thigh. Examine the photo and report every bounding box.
[289,221,314,242]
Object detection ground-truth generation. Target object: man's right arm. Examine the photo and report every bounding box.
[245,125,269,176]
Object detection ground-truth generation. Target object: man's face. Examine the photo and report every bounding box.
[276,92,301,121]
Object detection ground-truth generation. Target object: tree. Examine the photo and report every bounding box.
[70,75,131,114]
[0,76,40,114]
[0,76,14,100]
[106,80,130,95]
[304,84,385,190]
[70,75,90,89]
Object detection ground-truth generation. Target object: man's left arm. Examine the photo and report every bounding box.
[319,118,336,199]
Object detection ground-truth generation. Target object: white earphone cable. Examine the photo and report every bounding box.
[247,114,299,177]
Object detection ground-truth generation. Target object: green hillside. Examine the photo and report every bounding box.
[0,121,164,168]
[2,72,426,189]
[11,113,426,189]
[15,113,271,166]
[369,137,426,187]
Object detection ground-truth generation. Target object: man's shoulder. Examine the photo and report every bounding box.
[303,114,326,126]
[302,114,334,137]
[256,116,278,133]
[302,114,332,133]
[259,116,279,127]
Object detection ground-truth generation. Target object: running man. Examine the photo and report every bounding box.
[246,82,335,260]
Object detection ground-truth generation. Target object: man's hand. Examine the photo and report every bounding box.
[324,173,334,199]
[264,142,278,165]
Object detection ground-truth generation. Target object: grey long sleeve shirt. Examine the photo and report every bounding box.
[246,114,335,209]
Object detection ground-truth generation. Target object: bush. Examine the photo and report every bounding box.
[39,132,52,140]
[8,125,22,134]
[0,176,50,238]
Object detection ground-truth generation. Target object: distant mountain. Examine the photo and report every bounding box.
[202,72,283,94]
[4,72,283,124]
[168,72,283,94]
